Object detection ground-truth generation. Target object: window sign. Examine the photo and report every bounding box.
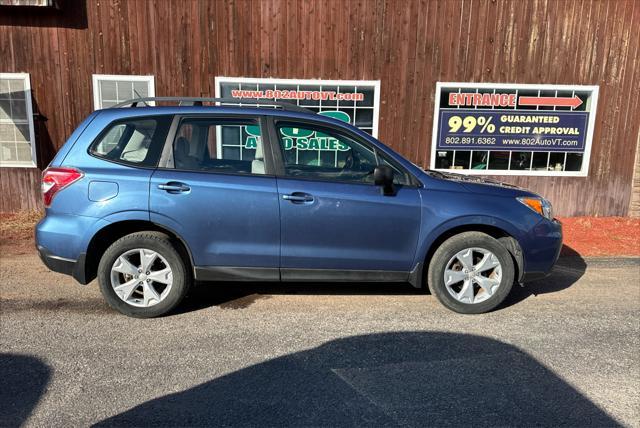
[0,73,36,167]
[92,74,155,109]
[431,82,599,176]
[215,77,380,166]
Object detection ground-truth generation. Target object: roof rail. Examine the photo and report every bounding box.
[111,97,313,113]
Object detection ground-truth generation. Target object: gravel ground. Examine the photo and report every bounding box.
[0,252,639,427]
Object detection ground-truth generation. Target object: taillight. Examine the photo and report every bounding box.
[42,167,84,207]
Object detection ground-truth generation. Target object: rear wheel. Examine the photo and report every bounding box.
[428,232,514,314]
[97,232,190,318]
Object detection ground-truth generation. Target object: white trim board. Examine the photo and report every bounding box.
[0,72,37,168]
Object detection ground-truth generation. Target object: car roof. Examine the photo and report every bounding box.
[96,105,354,129]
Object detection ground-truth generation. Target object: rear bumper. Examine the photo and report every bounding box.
[37,245,75,275]
[35,212,103,284]
[37,245,89,284]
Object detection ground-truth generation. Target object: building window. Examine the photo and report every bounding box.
[0,73,36,168]
[215,77,381,138]
[92,74,155,110]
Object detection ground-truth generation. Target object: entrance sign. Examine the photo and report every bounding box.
[431,82,599,176]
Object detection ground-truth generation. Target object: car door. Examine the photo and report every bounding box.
[150,115,280,280]
[270,118,422,280]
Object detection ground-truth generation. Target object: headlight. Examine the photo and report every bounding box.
[517,196,554,220]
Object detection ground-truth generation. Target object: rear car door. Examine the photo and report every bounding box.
[149,115,280,280]
[270,118,422,280]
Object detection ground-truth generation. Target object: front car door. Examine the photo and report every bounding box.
[150,114,280,281]
[270,118,422,281]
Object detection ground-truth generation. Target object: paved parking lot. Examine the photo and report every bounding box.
[1,252,639,427]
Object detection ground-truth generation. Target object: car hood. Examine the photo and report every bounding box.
[421,170,537,198]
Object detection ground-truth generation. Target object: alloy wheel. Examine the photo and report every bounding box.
[110,248,173,307]
[443,247,502,304]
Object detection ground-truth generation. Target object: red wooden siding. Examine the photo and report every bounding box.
[0,0,639,215]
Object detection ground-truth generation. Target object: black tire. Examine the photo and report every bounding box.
[97,231,191,318]
[427,231,514,314]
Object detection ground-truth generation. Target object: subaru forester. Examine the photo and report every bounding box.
[36,97,562,317]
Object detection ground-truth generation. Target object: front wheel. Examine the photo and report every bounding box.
[428,232,514,314]
[97,232,191,318]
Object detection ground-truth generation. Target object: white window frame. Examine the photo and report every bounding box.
[214,76,381,138]
[92,74,155,110]
[430,82,599,177]
[0,72,37,168]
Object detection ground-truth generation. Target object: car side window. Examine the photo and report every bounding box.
[276,122,410,185]
[170,118,266,175]
[90,117,170,167]
[378,155,412,186]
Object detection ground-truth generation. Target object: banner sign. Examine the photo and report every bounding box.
[438,110,589,152]
[431,82,599,176]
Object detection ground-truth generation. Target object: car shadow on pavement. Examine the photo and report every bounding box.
[177,281,420,314]
[94,332,618,427]
[0,353,51,427]
[500,244,587,309]
[176,244,587,315]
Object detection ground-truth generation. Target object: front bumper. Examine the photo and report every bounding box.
[37,245,89,284]
[521,218,563,282]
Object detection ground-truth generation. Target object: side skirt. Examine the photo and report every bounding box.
[194,267,280,282]
[194,266,420,284]
[280,268,409,283]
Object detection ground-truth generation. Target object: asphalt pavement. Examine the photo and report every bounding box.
[0,253,639,427]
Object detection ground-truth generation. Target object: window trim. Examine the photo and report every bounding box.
[156,114,277,177]
[270,116,419,188]
[0,72,37,168]
[91,74,155,110]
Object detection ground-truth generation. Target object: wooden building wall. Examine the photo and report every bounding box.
[630,134,640,218]
[1,0,639,216]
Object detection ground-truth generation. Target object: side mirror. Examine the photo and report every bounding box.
[373,165,396,196]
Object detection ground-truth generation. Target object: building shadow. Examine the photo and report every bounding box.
[0,353,51,427]
[0,0,87,29]
[95,332,618,427]
[31,97,57,169]
[176,244,587,315]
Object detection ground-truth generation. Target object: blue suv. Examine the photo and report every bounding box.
[36,97,562,317]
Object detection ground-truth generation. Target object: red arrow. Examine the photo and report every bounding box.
[518,95,583,108]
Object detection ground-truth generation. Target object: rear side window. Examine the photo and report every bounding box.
[90,116,171,167]
[169,117,266,175]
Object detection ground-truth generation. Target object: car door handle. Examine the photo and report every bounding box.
[158,182,191,193]
[282,193,314,203]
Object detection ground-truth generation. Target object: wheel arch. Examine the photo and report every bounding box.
[417,219,525,288]
[81,220,195,285]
